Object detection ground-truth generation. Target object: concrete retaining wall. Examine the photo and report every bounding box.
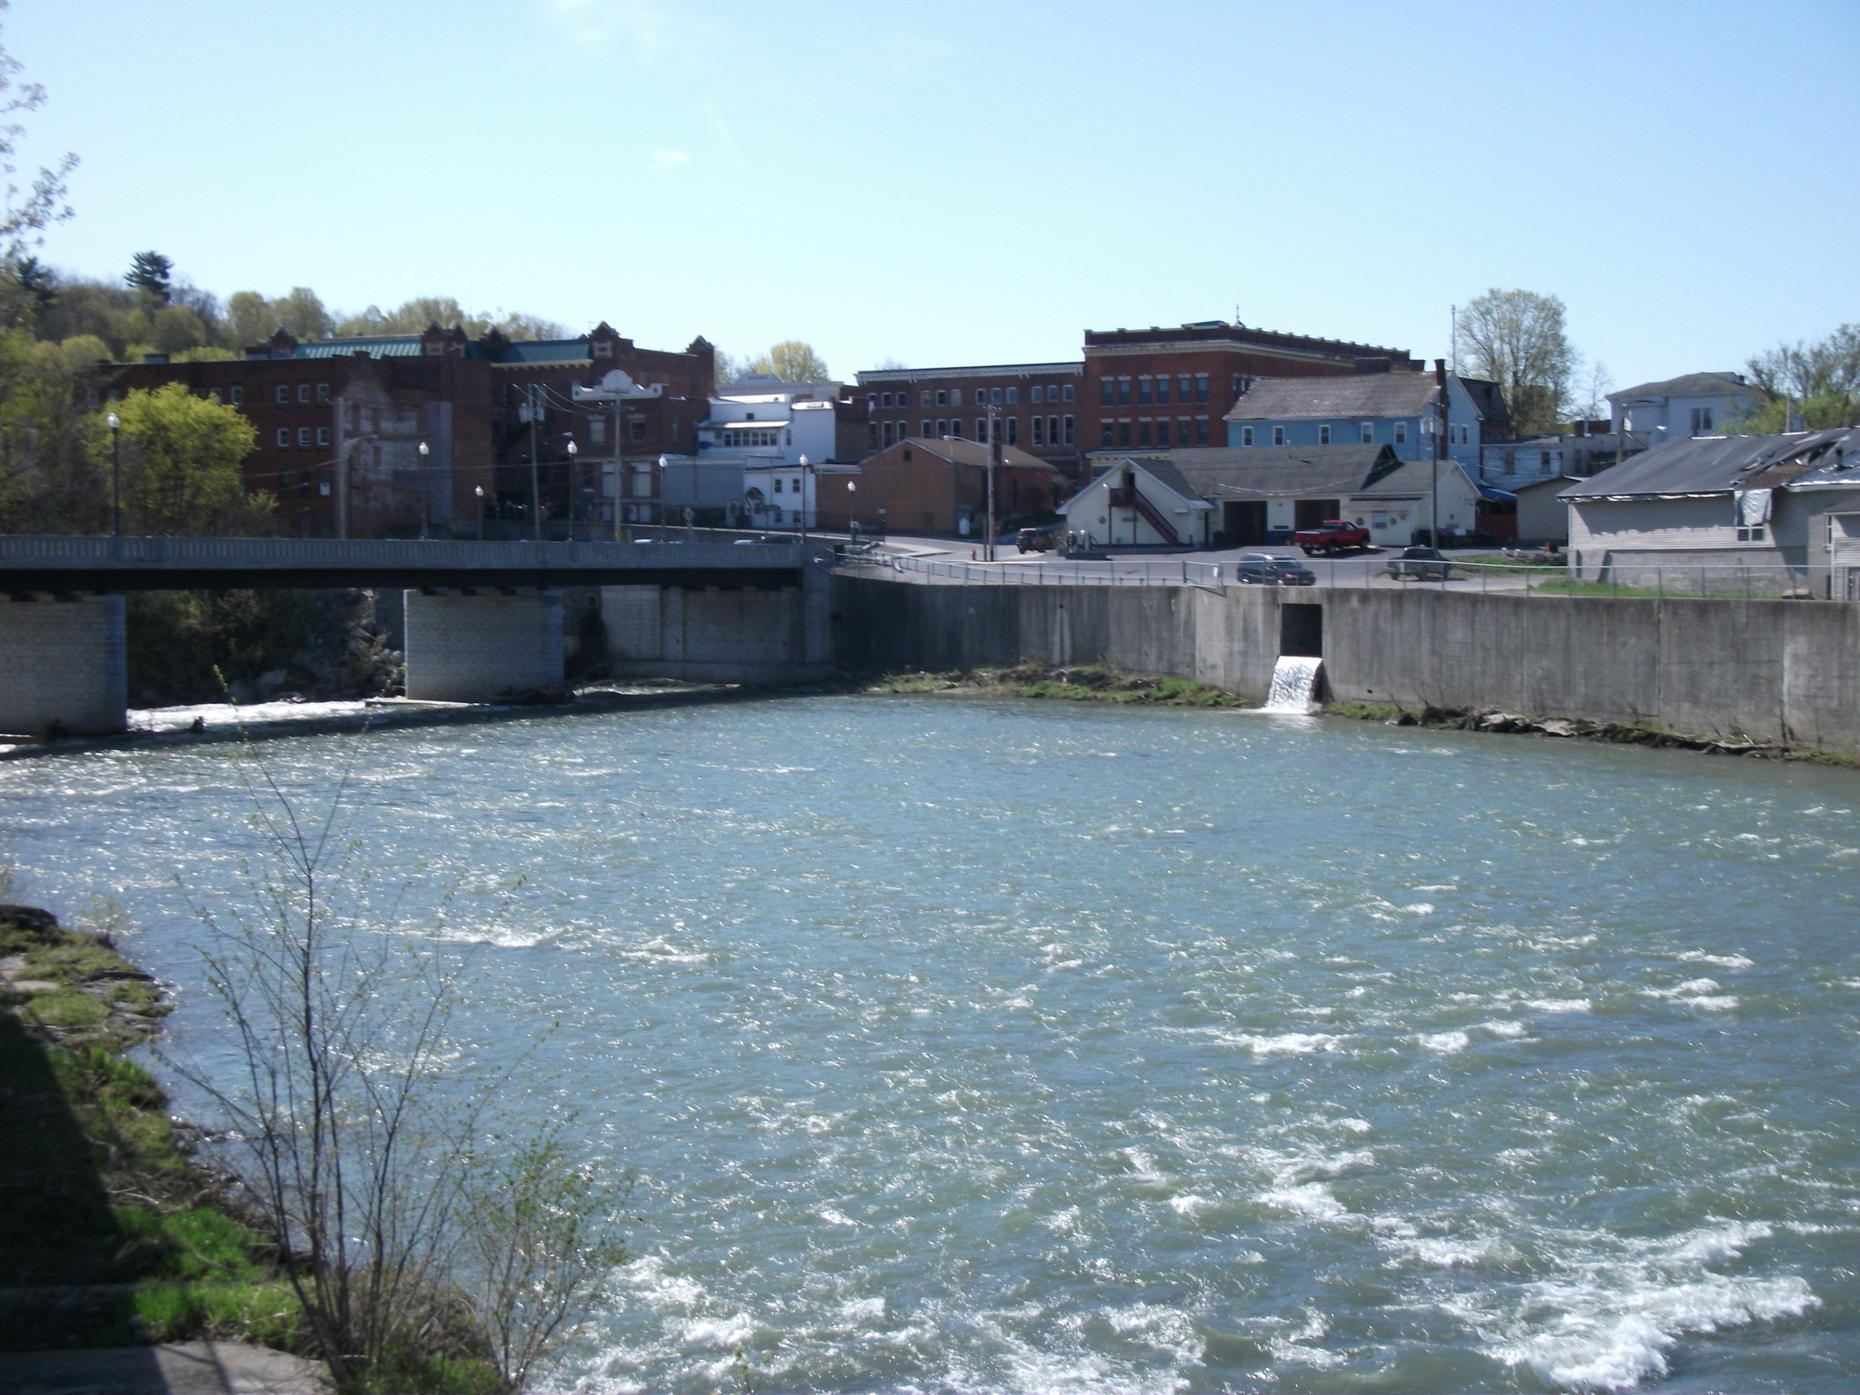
[0,594,127,735]
[602,563,834,685]
[831,576,1860,754]
[403,589,564,702]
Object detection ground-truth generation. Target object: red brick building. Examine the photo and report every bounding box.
[814,436,1054,536]
[1081,321,1417,455]
[853,363,1084,478]
[106,322,715,538]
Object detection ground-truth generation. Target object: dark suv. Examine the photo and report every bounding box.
[1236,553,1317,586]
[1016,524,1060,553]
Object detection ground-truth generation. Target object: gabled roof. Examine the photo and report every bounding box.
[1119,443,1405,500]
[1224,372,1439,423]
[891,437,1046,469]
[1560,427,1860,500]
[1610,371,1749,401]
[1457,376,1510,430]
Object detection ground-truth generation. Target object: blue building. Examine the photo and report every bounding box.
[1223,367,1503,471]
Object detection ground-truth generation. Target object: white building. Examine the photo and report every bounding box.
[698,376,846,527]
[1608,371,1756,442]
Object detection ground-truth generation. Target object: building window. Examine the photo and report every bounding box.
[297,426,311,448]
[590,418,606,444]
[316,425,330,447]
[1395,422,1407,445]
[1138,376,1153,405]
[1157,419,1170,446]
[1242,426,1254,446]
[1100,378,1115,406]
[935,389,947,407]
[1196,419,1209,445]
[276,427,290,448]
[922,419,932,437]
[920,389,931,406]
[950,420,963,438]
[1005,416,1018,444]
[882,421,894,447]
[1062,384,1075,402]
[1319,425,1331,445]
[952,388,963,406]
[1691,407,1713,434]
[1194,375,1209,404]
[1048,416,1059,445]
[1031,385,1044,404]
[881,391,892,408]
[992,387,1003,406]
[297,383,310,404]
[1100,421,1114,447]
[1177,374,1190,402]
[1032,416,1045,446]
[315,381,330,403]
[1156,376,1170,405]
[229,384,244,406]
[1736,523,1766,542]
[1006,386,1019,405]
[1117,378,1131,406]
[936,419,947,437]
[1460,423,1471,445]
[1138,419,1152,447]
[1117,419,1131,447]
[1361,422,1374,443]
[275,384,289,405]
[1063,415,1074,445]
[774,476,783,493]
[630,417,647,442]
[1273,425,1286,446]
[976,417,987,440]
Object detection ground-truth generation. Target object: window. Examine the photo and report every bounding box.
[297,426,311,448]
[207,387,222,403]
[991,388,1003,406]
[1005,416,1018,444]
[1063,415,1074,445]
[1117,419,1131,447]
[1157,419,1170,446]
[950,420,962,438]
[1156,375,1170,405]
[1138,419,1152,447]
[1691,407,1713,434]
[229,384,244,406]
[1195,419,1209,445]
[935,389,947,406]
[882,421,894,447]
[1032,416,1045,446]
[1460,423,1471,445]
[867,394,877,411]
[1394,422,1407,445]
[1242,426,1254,446]
[590,418,606,444]
[881,391,892,408]
[1540,451,1553,473]
[1273,425,1286,446]
[774,476,783,493]
[297,383,310,404]
[631,417,647,442]
[936,419,947,437]
[316,425,330,447]
[1031,385,1044,404]
[1177,374,1190,402]
[276,427,290,448]
[1139,376,1153,405]
[771,508,783,524]
[1361,422,1374,443]
[1048,416,1059,445]
[275,384,289,405]
[1006,386,1019,405]
[921,390,931,406]
[952,388,963,406]
[1117,377,1131,406]
[1319,425,1332,445]
[1736,524,1766,542]
[976,417,987,440]
[1062,384,1075,402]
[1100,379,1115,406]
[1100,421,1114,447]
[922,419,932,436]
[315,381,330,403]
[1195,375,1209,403]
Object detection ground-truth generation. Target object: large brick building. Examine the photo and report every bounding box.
[106,322,714,538]
[813,436,1053,536]
[853,362,1084,478]
[1081,321,1417,456]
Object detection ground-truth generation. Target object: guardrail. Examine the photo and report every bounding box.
[0,534,801,571]
[841,551,1233,589]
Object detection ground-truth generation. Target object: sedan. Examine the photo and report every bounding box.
[1236,553,1317,586]
[1387,546,1453,581]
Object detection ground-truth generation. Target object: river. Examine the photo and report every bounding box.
[4,696,1857,1393]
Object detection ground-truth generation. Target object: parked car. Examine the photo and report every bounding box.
[1387,545,1453,580]
[1017,524,1060,553]
[1235,553,1317,586]
[1292,519,1372,555]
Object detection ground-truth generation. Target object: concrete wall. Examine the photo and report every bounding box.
[0,594,127,736]
[602,561,834,684]
[402,589,564,702]
[832,575,1860,754]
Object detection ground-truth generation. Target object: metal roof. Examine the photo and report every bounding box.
[290,337,426,359]
[1610,371,1749,401]
[1112,443,1405,499]
[1559,428,1860,500]
[1224,372,1440,423]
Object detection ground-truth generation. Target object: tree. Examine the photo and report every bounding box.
[0,1,77,298]
[1455,289,1577,437]
[88,382,267,535]
[1734,323,1860,431]
[747,339,831,383]
[126,250,174,305]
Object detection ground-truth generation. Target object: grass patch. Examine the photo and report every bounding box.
[867,664,1251,708]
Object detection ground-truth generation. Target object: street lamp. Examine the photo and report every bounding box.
[798,454,810,548]
[566,439,578,541]
[106,411,121,538]
[657,455,669,536]
[417,441,430,538]
[474,484,485,541]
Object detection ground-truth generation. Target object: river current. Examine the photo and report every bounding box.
[5,696,1858,1393]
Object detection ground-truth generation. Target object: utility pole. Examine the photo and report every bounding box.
[527,384,542,541]
[985,403,1000,562]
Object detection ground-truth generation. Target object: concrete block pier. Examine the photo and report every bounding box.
[402,588,565,702]
[0,594,127,737]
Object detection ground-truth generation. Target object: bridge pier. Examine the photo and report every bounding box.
[402,588,565,702]
[0,594,127,737]
[601,556,834,684]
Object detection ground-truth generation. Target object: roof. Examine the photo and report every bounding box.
[889,436,1047,469]
[1457,376,1510,430]
[289,337,426,359]
[1560,428,1860,500]
[1116,443,1404,500]
[1611,371,1750,401]
[273,333,598,366]
[1224,372,1438,423]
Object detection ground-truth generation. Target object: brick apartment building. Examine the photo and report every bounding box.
[813,436,1054,536]
[853,363,1084,478]
[106,322,714,538]
[1081,320,1418,456]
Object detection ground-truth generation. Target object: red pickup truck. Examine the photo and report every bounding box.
[1293,519,1372,555]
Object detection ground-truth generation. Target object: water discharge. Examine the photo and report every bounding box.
[1263,655,1322,712]
[3,696,1856,1393]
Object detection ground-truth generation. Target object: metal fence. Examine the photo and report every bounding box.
[838,549,1826,599]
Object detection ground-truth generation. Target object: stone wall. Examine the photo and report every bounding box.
[831,576,1860,754]
[0,595,127,736]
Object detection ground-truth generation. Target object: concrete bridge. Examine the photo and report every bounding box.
[0,536,833,736]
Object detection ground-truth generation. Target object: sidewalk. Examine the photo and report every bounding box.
[0,1342,329,1395]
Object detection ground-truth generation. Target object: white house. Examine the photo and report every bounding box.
[1060,458,1215,549]
[1608,371,1756,443]
[698,376,846,528]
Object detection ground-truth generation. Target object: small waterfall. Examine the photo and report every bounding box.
[1263,655,1322,713]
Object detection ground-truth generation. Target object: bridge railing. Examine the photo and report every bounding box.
[0,535,802,571]
[839,551,1231,590]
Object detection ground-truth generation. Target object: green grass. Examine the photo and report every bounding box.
[868,665,1252,708]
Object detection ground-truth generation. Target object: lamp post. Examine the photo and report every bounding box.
[417,441,430,538]
[657,455,670,537]
[798,454,810,548]
[106,411,121,539]
[846,479,857,542]
[566,439,578,541]
[474,485,485,541]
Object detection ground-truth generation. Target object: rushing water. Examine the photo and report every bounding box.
[5,697,1859,1394]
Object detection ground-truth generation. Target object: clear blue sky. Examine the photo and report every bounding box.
[14,0,1859,394]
